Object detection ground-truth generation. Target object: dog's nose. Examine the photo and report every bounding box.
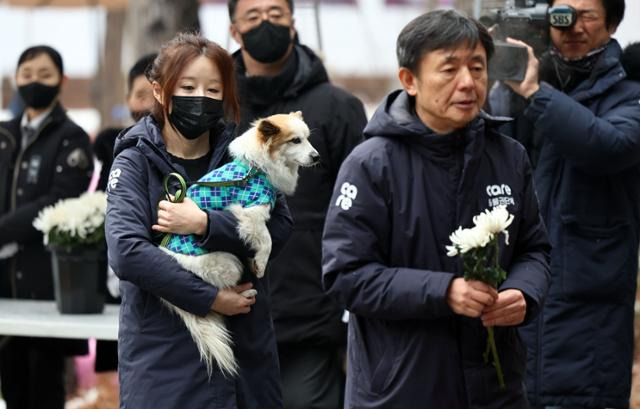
[310,152,321,164]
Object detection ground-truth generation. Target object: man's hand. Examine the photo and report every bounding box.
[211,282,256,316]
[447,278,498,318]
[481,289,527,327]
[504,37,540,99]
[152,197,208,236]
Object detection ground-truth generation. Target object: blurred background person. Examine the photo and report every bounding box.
[93,52,157,192]
[0,45,93,409]
[489,1,640,408]
[621,41,640,81]
[227,0,367,407]
[85,52,157,409]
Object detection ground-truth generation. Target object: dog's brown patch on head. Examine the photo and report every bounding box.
[258,119,281,142]
[261,114,298,156]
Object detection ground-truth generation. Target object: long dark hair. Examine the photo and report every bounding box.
[147,32,240,128]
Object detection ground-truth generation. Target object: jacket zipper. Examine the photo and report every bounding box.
[11,118,52,210]
[7,118,53,297]
[534,307,544,403]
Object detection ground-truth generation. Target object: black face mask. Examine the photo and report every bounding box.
[169,96,225,140]
[18,82,60,109]
[241,20,292,63]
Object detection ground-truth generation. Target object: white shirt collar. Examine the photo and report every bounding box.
[20,106,55,132]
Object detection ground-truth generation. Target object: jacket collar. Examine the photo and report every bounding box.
[365,90,510,144]
[20,105,55,131]
[568,39,626,101]
[5,103,67,136]
[233,44,329,102]
[114,116,236,180]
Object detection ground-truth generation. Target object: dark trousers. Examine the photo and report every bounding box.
[531,406,616,409]
[0,337,66,409]
[278,344,345,409]
[95,340,118,372]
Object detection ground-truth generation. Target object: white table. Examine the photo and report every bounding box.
[0,299,119,341]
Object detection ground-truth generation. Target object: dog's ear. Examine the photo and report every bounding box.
[290,111,303,120]
[258,119,281,140]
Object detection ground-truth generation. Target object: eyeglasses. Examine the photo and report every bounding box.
[235,7,290,27]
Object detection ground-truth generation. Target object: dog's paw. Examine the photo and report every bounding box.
[252,256,269,278]
[240,289,257,298]
[250,258,266,278]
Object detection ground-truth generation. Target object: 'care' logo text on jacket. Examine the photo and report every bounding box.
[336,182,358,211]
[486,184,514,208]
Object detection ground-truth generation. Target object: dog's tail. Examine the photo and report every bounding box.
[163,301,239,378]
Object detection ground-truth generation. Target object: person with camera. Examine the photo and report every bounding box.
[490,1,640,408]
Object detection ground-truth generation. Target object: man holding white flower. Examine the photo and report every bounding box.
[322,10,550,408]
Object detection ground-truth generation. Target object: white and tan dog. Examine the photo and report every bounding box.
[160,111,319,377]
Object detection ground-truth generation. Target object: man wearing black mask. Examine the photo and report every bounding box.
[0,45,93,409]
[227,1,367,408]
[489,1,640,408]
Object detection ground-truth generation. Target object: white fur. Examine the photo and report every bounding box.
[228,204,272,277]
[160,248,243,377]
[161,113,319,378]
[228,115,319,195]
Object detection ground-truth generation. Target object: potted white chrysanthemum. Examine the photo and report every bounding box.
[33,191,108,314]
[446,205,514,389]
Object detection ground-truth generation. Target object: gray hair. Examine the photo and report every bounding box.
[397,9,494,73]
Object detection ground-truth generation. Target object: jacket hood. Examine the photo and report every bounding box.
[233,44,329,100]
[285,44,328,98]
[568,39,626,101]
[364,90,510,142]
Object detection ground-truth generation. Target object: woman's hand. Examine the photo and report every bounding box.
[152,197,208,236]
[211,282,256,316]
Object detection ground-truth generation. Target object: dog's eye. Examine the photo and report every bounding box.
[290,138,302,144]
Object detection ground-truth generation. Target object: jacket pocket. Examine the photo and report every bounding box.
[366,324,404,395]
[561,218,634,302]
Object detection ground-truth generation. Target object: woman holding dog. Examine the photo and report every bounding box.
[105,33,292,408]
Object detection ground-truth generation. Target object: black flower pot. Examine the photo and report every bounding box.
[50,245,107,314]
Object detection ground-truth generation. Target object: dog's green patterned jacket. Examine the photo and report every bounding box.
[165,159,277,255]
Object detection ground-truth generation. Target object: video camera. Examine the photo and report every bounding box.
[482,0,579,81]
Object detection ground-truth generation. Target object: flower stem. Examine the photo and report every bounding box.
[483,337,490,363]
[487,326,505,389]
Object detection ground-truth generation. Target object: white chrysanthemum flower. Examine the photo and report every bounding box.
[33,191,107,246]
[448,225,492,254]
[472,205,514,245]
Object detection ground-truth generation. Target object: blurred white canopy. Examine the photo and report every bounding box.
[2,0,127,9]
